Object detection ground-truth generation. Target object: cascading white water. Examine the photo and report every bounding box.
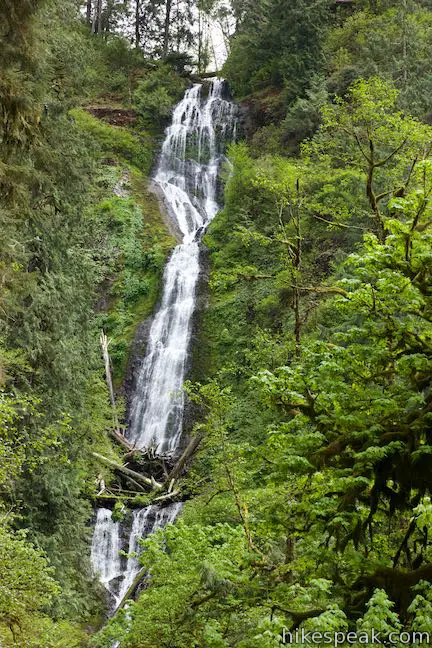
[91,508,122,599]
[91,502,182,609]
[127,79,237,454]
[91,80,236,621]
[116,502,182,603]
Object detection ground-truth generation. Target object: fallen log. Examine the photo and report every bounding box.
[109,428,135,453]
[94,492,140,504]
[167,431,205,482]
[124,475,147,493]
[100,330,139,455]
[191,71,219,82]
[153,489,180,503]
[92,452,162,490]
[100,331,120,429]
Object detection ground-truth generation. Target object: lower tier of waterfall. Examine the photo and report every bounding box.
[91,502,182,609]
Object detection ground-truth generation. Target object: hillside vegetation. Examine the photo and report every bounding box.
[1,0,432,647]
[0,2,182,644]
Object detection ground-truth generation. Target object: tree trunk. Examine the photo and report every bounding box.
[104,0,115,35]
[163,0,172,58]
[86,0,92,26]
[117,567,147,610]
[209,28,218,70]
[219,14,232,54]
[92,0,102,34]
[153,489,180,503]
[97,0,103,33]
[197,10,202,73]
[95,492,143,504]
[135,0,140,48]
[91,0,97,33]
[292,180,302,358]
[100,331,121,433]
[293,282,301,358]
[109,428,135,453]
[401,0,408,89]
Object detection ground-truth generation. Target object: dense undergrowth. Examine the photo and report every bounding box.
[70,108,175,383]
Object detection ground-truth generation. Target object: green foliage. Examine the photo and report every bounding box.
[94,521,250,647]
[0,523,73,646]
[308,77,432,239]
[102,71,432,647]
[0,384,46,489]
[69,108,155,174]
[134,64,188,130]
[223,0,331,101]
[0,0,176,642]
[357,589,402,638]
[4,0,432,645]
[279,77,329,153]
[326,3,432,115]
[91,167,174,383]
[96,36,150,99]
[226,0,432,154]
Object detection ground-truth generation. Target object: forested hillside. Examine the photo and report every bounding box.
[1,0,432,647]
[0,1,184,644]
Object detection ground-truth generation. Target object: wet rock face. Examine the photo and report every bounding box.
[123,315,153,412]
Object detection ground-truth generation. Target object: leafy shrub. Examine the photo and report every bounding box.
[134,64,187,130]
[70,108,154,174]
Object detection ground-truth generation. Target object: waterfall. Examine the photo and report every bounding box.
[91,508,122,601]
[127,79,237,454]
[91,79,236,617]
[91,502,182,609]
[116,502,182,603]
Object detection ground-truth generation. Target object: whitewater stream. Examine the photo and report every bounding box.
[91,80,237,610]
[128,79,237,454]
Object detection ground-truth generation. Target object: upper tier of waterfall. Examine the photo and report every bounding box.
[127,79,237,455]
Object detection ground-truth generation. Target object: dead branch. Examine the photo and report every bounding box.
[92,452,162,490]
